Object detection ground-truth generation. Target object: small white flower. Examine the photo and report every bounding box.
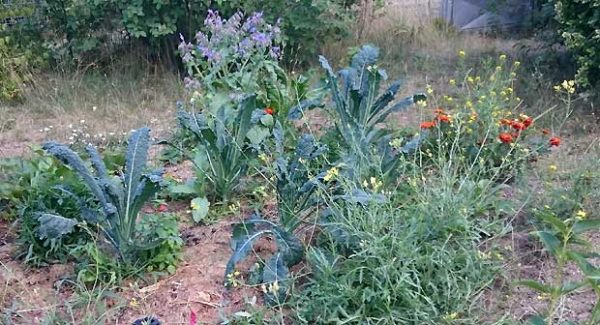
[43,127,50,132]
[80,119,86,124]
[92,106,97,111]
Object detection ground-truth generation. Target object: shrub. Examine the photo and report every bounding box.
[40,127,165,267]
[552,0,600,88]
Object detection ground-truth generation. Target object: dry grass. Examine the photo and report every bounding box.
[0,63,183,157]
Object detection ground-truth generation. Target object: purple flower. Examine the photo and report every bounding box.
[251,32,270,46]
[184,77,201,89]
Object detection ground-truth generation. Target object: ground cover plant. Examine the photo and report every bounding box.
[0,3,599,325]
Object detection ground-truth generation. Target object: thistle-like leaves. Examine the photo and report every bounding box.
[35,213,78,239]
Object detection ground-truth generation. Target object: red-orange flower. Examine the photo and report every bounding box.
[157,203,168,212]
[511,121,526,131]
[264,107,274,115]
[520,114,533,128]
[498,133,513,144]
[437,114,451,123]
[434,107,445,115]
[549,137,561,147]
[420,121,436,129]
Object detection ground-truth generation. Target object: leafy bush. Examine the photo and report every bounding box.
[178,10,284,98]
[0,150,95,265]
[225,127,330,304]
[554,0,600,87]
[40,127,165,267]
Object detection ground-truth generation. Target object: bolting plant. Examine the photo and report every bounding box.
[290,45,426,181]
[39,127,164,265]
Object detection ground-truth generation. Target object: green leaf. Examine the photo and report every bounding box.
[260,114,274,127]
[533,231,562,255]
[35,213,78,239]
[573,219,600,234]
[191,197,210,223]
[246,126,270,145]
[262,254,289,305]
[560,281,585,294]
[516,280,553,293]
[537,212,568,234]
[528,315,547,325]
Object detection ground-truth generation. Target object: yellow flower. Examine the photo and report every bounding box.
[548,164,557,172]
[510,72,517,78]
[553,85,562,92]
[467,76,474,84]
[129,298,138,307]
[426,84,433,94]
[514,61,521,67]
[324,167,339,182]
[449,79,456,86]
[576,210,587,220]
[443,312,459,321]
[465,100,473,108]
[389,138,403,150]
[495,65,502,72]
[458,50,466,58]
[505,87,513,94]
[499,54,507,61]
[417,100,427,108]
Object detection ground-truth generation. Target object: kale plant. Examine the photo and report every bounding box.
[177,95,264,203]
[291,45,425,179]
[225,123,329,304]
[40,127,164,265]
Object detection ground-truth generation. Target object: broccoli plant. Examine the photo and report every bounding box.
[40,127,164,265]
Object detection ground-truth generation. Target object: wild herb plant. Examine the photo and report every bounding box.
[40,127,165,266]
[520,206,600,325]
[179,11,283,100]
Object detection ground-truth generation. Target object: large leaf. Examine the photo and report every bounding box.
[573,219,600,234]
[191,197,210,223]
[262,253,289,305]
[533,231,562,255]
[36,213,78,239]
[43,142,112,214]
[123,128,152,234]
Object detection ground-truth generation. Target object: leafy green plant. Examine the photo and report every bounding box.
[177,95,261,203]
[292,45,424,180]
[0,149,95,265]
[224,127,329,304]
[553,0,600,87]
[519,206,600,324]
[40,127,164,266]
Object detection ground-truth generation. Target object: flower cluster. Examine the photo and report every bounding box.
[178,11,282,92]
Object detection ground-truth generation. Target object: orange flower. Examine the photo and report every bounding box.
[511,121,526,131]
[264,107,274,115]
[500,119,512,126]
[157,203,168,213]
[549,137,561,147]
[498,133,513,144]
[420,121,436,129]
[434,107,445,115]
[437,114,451,123]
[520,114,533,128]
